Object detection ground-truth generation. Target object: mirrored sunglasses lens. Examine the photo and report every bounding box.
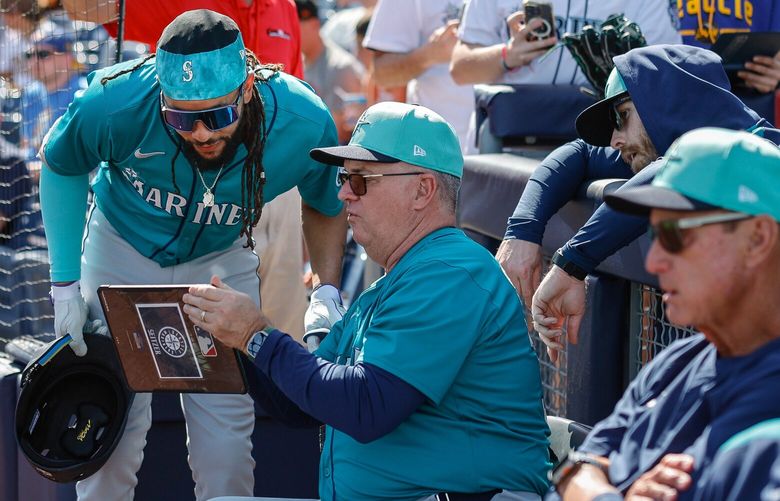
[163,110,196,131]
[200,107,239,131]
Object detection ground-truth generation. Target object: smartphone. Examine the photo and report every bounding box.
[523,0,555,40]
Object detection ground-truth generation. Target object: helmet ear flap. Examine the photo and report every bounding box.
[15,333,133,483]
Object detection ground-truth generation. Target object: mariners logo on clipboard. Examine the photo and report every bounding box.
[137,303,203,379]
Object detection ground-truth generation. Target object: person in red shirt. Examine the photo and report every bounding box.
[62,0,303,78]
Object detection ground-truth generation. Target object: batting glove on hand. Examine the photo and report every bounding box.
[51,281,89,356]
[303,284,345,353]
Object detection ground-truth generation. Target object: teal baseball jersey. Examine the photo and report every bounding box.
[316,227,551,500]
[41,58,342,269]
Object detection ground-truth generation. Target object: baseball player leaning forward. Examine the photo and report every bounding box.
[39,10,347,501]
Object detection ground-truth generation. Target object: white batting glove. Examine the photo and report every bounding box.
[303,284,345,353]
[51,281,89,356]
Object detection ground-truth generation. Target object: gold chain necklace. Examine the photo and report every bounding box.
[195,165,225,207]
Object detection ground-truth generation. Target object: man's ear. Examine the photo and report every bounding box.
[412,173,437,209]
[242,73,255,103]
[744,215,780,268]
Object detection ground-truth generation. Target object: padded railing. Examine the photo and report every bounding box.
[458,151,687,425]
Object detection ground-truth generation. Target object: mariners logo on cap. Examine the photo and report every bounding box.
[182,61,193,82]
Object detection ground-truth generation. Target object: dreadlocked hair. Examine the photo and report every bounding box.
[99,54,156,85]
[96,50,281,250]
[238,50,282,250]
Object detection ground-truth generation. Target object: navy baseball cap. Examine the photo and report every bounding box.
[30,21,75,53]
[156,9,248,101]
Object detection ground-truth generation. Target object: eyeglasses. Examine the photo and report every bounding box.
[610,95,632,131]
[649,212,753,254]
[161,84,243,132]
[25,50,54,60]
[337,167,424,196]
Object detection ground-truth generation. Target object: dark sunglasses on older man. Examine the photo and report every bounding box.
[649,212,753,254]
[160,84,243,132]
[336,167,423,196]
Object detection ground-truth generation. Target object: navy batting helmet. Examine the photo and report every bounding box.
[15,332,133,483]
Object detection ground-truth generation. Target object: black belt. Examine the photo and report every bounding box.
[435,488,502,501]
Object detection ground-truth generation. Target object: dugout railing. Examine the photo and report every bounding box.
[458,151,696,426]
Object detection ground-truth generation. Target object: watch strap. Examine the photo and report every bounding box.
[549,450,608,489]
[246,329,272,360]
[552,249,589,281]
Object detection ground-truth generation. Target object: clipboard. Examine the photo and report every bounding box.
[98,285,247,394]
[711,32,780,85]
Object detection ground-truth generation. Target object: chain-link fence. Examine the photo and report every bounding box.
[0,1,142,338]
[628,282,697,379]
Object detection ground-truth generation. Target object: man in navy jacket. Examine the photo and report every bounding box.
[496,44,774,359]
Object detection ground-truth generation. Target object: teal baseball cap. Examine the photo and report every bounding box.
[310,102,464,178]
[575,67,631,147]
[156,9,248,101]
[605,128,780,221]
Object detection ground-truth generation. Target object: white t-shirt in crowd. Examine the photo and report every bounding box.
[364,0,473,152]
[458,0,682,86]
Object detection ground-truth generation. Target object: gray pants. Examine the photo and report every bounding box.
[77,206,260,501]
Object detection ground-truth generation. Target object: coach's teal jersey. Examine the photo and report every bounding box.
[316,227,551,500]
[42,58,341,268]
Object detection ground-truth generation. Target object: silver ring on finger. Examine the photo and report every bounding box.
[201,310,206,322]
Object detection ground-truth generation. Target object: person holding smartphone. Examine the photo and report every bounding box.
[450,0,680,88]
[677,0,780,94]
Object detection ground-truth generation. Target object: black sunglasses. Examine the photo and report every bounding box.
[649,212,753,254]
[609,95,632,132]
[161,84,243,132]
[337,167,424,196]
[25,50,54,60]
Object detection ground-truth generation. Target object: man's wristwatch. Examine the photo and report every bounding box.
[551,249,589,281]
[549,450,608,492]
[245,328,273,360]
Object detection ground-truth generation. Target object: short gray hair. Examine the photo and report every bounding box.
[433,171,461,213]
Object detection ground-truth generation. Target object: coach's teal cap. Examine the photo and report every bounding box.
[156,9,247,101]
[310,102,464,178]
[605,128,780,221]
[575,67,630,146]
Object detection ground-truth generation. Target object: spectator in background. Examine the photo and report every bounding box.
[320,0,376,57]
[296,0,366,144]
[187,102,552,501]
[354,10,406,107]
[496,45,769,345]
[61,0,315,341]
[23,20,87,151]
[678,1,780,94]
[450,0,680,88]
[363,0,473,152]
[450,0,680,151]
[550,128,780,501]
[61,0,304,78]
[0,0,39,84]
[0,114,49,337]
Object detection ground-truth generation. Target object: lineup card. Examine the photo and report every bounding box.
[98,285,246,394]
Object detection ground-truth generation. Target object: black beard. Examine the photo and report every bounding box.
[182,113,247,171]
